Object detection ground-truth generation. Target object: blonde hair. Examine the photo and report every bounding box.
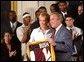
[51,12,63,22]
[39,12,50,23]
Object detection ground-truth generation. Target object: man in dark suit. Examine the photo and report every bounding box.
[49,12,75,61]
[1,11,22,60]
[58,1,77,26]
[50,3,60,13]
[2,11,22,42]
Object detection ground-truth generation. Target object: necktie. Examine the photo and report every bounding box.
[50,28,56,46]
[70,29,72,36]
[12,24,15,32]
[51,28,56,39]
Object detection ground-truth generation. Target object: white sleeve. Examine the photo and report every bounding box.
[76,28,83,36]
[79,29,83,35]
[29,29,35,42]
[16,27,23,42]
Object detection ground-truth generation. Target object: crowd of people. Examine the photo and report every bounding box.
[1,1,83,61]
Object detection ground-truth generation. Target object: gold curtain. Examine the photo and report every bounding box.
[11,1,17,13]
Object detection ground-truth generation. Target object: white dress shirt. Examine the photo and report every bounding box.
[16,24,26,42]
[55,24,62,35]
[29,27,52,61]
[10,21,17,30]
[29,27,52,42]
[66,26,82,39]
[61,11,67,18]
[16,24,29,61]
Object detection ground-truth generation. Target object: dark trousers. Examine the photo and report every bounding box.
[56,52,72,61]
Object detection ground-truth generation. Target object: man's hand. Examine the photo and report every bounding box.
[23,27,29,34]
[48,38,56,46]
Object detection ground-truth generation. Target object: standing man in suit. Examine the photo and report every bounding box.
[2,11,22,43]
[58,1,77,26]
[49,12,75,61]
[2,11,22,34]
[1,11,22,60]
[50,3,59,13]
[65,15,83,61]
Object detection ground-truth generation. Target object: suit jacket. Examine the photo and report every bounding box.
[54,25,75,61]
[55,25,74,54]
[2,20,22,42]
[73,35,83,53]
[2,20,22,33]
[74,13,83,30]
[58,9,77,26]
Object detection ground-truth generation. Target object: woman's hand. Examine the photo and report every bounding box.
[9,50,16,57]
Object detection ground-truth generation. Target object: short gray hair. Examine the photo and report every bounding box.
[51,12,63,22]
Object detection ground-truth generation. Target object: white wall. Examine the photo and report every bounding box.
[17,1,58,23]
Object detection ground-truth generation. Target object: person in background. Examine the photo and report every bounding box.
[35,10,40,21]
[58,1,68,18]
[31,10,40,31]
[65,15,83,61]
[31,6,47,30]
[50,3,59,13]
[1,31,21,61]
[16,12,32,61]
[58,1,77,26]
[49,12,74,61]
[74,2,83,30]
[1,11,22,43]
[38,6,47,13]
[68,1,80,18]
[2,11,22,36]
[1,10,22,61]
[65,15,82,40]
[77,3,83,16]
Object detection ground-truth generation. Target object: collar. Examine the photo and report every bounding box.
[10,21,17,24]
[10,21,17,27]
[22,24,26,27]
[66,26,75,30]
[38,27,50,34]
[21,24,29,27]
[66,27,71,30]
[61,11,67,14]
[21,24,31,29]
[61,11,67,15]
[55,24,62,34]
